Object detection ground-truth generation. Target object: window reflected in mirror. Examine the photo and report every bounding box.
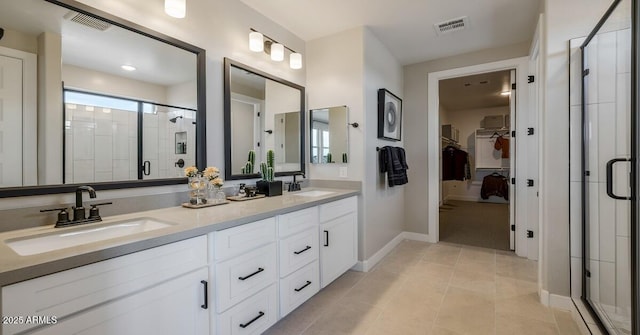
[310,106,349,164]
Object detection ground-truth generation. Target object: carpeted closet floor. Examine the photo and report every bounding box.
[439,200,510,250]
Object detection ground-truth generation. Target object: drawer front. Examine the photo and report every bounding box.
[277,206,318,238]
[213,217,276,260]
[217,284,278,335]
[319,196,357,223]
[279,228,319,277]
[215,243,277,313]
[2,236,207,335]
[279,260,319,318]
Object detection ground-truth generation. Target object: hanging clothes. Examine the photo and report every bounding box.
[379,146,409,187]
[481,173,509,200]
[442,146,470,181]
[494,135,510,159]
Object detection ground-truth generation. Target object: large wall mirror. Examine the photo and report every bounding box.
[224,58,305,180]
[310,106,349,164]
[0,0,206,197]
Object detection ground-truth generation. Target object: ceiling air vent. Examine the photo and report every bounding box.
[64,11,111,31]
[434,16,469,36]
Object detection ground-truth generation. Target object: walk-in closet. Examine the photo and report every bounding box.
[439,70,514,251]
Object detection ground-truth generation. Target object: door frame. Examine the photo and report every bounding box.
[427,56,532,257]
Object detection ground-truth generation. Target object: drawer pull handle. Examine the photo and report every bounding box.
[238,267,264,281]
[239,311,265,328]
[294,245,312,255]
[200,280,208,309]
[324,230,329,247]
[294,280,312,292]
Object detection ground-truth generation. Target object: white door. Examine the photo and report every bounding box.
[526,45,541,261]
[28,268,210,335]
[0,54,23,187]
[509,69,516,250]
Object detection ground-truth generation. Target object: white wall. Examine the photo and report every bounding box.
[541,0,613,297]
[63,64,168,103]
[403,42,531,235]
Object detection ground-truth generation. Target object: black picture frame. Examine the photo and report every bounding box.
[377,88,402,141]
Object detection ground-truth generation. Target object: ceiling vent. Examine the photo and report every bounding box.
[434,16,469,36]
[64,11,112,31]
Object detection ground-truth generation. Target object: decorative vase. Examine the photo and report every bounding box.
[208,183,227,204]
[188,176,207,205]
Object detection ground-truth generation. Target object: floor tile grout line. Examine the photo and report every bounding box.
[428,244,462,334]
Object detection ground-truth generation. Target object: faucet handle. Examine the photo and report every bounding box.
[40,207,70,226]
[88,202,113,220]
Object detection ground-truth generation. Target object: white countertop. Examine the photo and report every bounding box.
[0,188,359,286]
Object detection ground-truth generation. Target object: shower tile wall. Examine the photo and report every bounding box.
[569,28,631,322]
[65,105,138,184]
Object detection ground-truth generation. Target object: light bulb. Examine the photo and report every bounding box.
[271,43,284,62]
[289,53,302,69]
[165,0,186,18]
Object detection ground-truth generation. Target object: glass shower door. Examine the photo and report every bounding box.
[582,0,633,333]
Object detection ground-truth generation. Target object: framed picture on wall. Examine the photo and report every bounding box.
[377,88,402,141]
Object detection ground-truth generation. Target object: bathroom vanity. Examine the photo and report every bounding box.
[0,189,358,335]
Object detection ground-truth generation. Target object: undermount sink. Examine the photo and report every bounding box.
[6,218,176,256]
[292,190,336,197]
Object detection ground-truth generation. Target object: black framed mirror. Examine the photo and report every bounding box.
[224,58,305,180]
[0,0,206,197]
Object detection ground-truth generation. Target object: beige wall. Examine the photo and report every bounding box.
[403,42,530,235]
[0,28,37,54]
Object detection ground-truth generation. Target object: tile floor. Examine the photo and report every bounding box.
[264,240,582,335]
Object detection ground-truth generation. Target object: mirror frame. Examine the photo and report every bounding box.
[0,0,207,198]
[223,58,305,180]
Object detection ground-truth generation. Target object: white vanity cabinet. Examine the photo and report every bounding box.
[211,217,278,335]
[277,207,320,317]
[2,236,210,335]
[319,196,358,288]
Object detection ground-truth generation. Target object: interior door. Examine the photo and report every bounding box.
[0,54,23,187]
[509,69,516,251]
[582,2,632,332]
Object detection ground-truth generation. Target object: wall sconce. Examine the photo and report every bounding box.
[165,0,186,18]
[249,28,303,70]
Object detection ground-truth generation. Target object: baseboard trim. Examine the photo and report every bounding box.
[352,232,406,272]
[539,289,573,310]
[403,231,436,243]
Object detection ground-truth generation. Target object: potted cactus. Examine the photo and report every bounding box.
[245,150,255,174]
[256,150,283,196]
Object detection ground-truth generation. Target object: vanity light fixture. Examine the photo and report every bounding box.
[249,28,303,69]
[165,0,186,18]
[121,65,136,71]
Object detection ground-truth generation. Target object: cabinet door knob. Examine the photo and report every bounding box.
[200,280,208,309]
[294,245,311,255]
[324,230,329,247]
[238,267,264,281]
[294,280,312,292]
[239,311,265,328]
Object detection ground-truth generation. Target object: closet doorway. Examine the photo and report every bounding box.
[439,70,515,251]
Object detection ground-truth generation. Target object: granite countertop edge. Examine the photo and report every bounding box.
[0,188,359,286]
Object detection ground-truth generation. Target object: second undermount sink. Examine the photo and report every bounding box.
[292,190,336,197]
[6,218,176,256]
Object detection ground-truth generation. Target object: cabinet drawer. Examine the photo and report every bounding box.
[279,227,319,277]
[215,243,277,312]
[217,284,278,335]
[2,236,207,335]
[213,217,276,260]
[319,196,357,222]
[277,206,318,237]
[279,261,319,318]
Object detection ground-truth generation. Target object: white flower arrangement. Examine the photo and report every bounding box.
[184,166,199,178]
[184,166,224,187]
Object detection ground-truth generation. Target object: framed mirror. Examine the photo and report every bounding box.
[310,106,349,164]
[224,58,305,180]
[0,0,206,197]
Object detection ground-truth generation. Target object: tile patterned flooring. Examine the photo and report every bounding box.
[264,240,582,335]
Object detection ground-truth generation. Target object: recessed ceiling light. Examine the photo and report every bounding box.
[500,91,511,96]
[121,65,136,71]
